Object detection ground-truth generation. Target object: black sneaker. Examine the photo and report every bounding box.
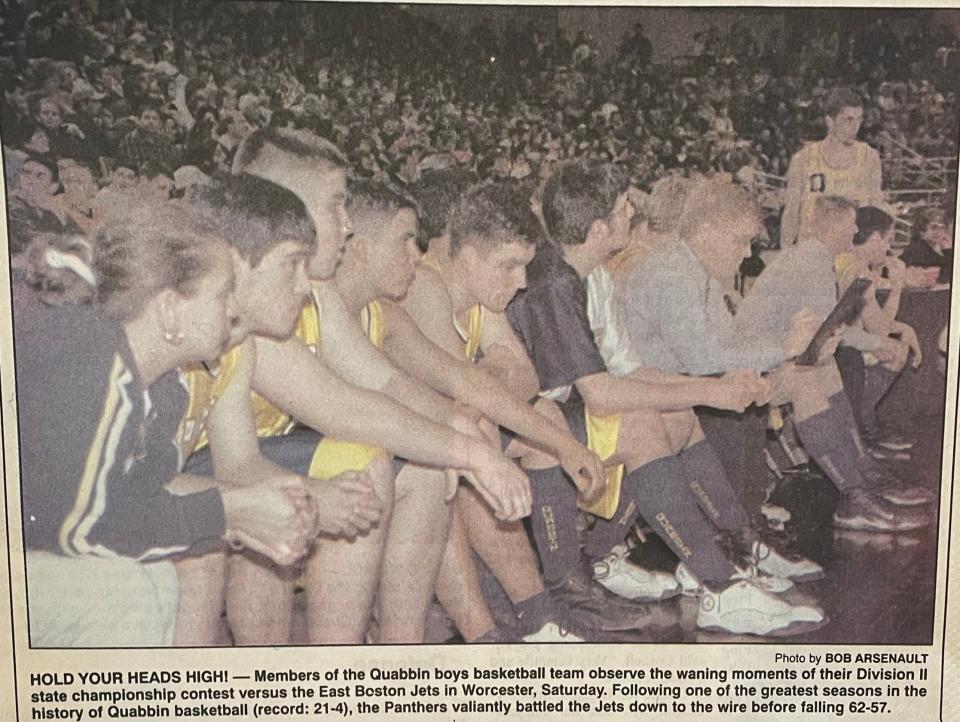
[833,489,929,532]
[866,442,911,462]
[864,428,914,451]
[864,467,935,507]
[472,625,521,643]
[547,562,659,632]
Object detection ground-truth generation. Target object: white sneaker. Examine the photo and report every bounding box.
[753,541,824,582]
[697,580,826,637]
[731,565,794,594]
[677,561,793,595]
[675,563,703,595]
[522,621,584,643]
[593,544,682,602]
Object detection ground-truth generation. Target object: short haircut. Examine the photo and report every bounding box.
[232,127,347,175]
[640,172,690,233]
[675,175,761,242]
[186,173,316,266]
[407,167,476,250]
[824,88,863,119]
[22,154,58,183]
[854,206,894,246]
[347,178,419,245]
[448,180,542,257]
[540,161,630,245]
[347,177,418,220]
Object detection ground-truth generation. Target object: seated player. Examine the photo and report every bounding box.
[13,207,314,647]
[833,205,921,456]
[620,179,930,535]
[403,178,674,637]
[900,206,954,286]
[176,131,532,646]
[507,161,829,637]
[336,178,614,641]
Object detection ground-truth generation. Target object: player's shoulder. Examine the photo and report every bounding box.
[407,263,452,305]
[789,141,818,163]
[861,142,881,161]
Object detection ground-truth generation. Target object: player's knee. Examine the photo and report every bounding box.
[395,464,447,507]
[662,409,697,453]
[616,410,673,466]
[367,454,396,506]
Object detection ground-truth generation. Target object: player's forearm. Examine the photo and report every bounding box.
[382,371,462,428]
[447,365,574,455]
[297,381,489,471]
[875,286,902,334]
[210,449,295,489]
[581,373,718,416]
[780,199,800,246]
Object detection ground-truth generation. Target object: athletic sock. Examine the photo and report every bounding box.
[678,440,751,533]
[472,551,516,628]
[620,456,735,586]
[861,366,899,434]
[513,591,558,635]
[583,479,638,559]
[794,399,867,492]
[825,390,881,472]
[527,465,581,584]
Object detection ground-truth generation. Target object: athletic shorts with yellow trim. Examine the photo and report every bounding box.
[183,426,390,480]
[557,396,624,520]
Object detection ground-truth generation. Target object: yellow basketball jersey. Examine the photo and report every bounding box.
[303,299,388,480]
[177,344,245,460]
[799,140,873,239]
[250,294,387,439]
[834,251,865,296]
[458,304,484,364]
[419,253,485,363]
[361,299,386,350]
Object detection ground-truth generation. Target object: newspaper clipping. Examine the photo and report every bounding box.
[0,1,958,720]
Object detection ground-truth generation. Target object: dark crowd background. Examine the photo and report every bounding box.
[2,1,959,253]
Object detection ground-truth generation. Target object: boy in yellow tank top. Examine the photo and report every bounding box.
[336,178,628,641]
[171,173,389,645]
[402,179,681,637]
[209,127,533,646]
[781,88,883,246]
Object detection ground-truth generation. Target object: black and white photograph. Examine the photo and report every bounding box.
[0,1,957,718]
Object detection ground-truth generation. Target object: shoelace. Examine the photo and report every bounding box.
[732,564,765,586]
[676,565,705,597]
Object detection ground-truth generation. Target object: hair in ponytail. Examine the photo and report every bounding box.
[23,233,97,307]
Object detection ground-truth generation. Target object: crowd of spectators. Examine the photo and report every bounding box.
[2,1,959,256]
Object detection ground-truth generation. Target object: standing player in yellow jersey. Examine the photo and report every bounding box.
[781,88,884,246]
